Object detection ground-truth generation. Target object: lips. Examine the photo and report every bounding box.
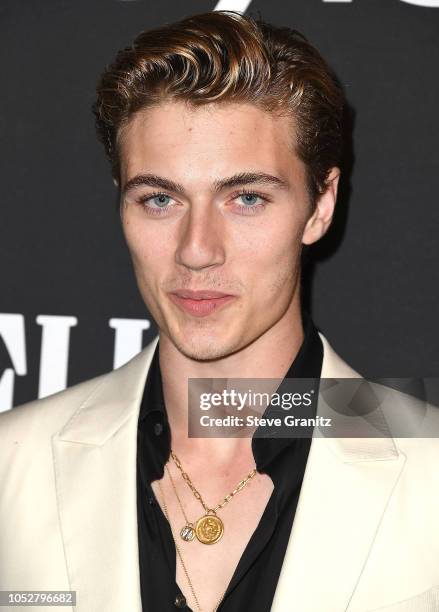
[171,289,233,300]
[168,289,236,317]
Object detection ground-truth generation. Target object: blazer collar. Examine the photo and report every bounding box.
[56,335,159,446]
[318,332,399,462]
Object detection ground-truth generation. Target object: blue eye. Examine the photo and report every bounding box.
[239,193,260,206]
[151,194,171,207]
[136,192,176,216]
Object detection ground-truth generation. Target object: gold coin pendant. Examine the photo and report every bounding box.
[195,514,224,544]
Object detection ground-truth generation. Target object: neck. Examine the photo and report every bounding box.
[158,296,305,461]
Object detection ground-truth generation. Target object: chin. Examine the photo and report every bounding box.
[168,327,241,362]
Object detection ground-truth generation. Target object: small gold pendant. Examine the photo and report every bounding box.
[195,513,224,544]
[180,524,195,542]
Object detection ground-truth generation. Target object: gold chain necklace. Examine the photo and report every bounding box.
[157,478,227,612]
[170,449,257,545]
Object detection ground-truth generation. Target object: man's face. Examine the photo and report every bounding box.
[118,100,334,361]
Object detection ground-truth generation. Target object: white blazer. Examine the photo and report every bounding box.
[1,333,438,612]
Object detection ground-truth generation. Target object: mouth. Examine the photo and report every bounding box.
[168,290,237,318]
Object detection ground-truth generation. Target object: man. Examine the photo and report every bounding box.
[1,10,438,612]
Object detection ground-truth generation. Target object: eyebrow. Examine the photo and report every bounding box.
[121,171,290,197]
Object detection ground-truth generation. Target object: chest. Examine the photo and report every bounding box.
[150,470,274,611]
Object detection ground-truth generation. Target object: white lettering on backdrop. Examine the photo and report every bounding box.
[36,315,78,400]
[0,314,27,413]
[0,314,152,412]
[109,317,151,369]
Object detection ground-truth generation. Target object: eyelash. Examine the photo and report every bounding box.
[136,189,270,217]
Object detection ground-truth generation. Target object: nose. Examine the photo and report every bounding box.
[174,201,226,272]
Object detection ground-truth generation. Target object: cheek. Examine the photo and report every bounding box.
[269,242,302,294]
[252,214,303,263]
[245,220,303,297]
[122,218,169,286]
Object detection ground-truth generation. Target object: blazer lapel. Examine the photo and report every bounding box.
[51,336,159,612]
[270,333,407,612]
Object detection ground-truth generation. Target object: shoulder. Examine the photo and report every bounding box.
[0,371,109,444]
[318,331,439,461]
[0,372,113,498]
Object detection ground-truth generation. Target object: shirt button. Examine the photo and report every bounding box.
[153,422,163,436]
[174,593,187,608]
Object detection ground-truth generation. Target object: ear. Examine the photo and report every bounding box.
[302,167,340,246]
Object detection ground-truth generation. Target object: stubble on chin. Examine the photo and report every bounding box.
[167,324,241,362]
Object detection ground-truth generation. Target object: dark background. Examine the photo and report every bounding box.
[1,0,438,410]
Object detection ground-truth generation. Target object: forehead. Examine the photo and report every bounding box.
[117,100,303,185]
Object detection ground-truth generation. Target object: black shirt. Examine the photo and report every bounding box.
[136,311,323,611]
